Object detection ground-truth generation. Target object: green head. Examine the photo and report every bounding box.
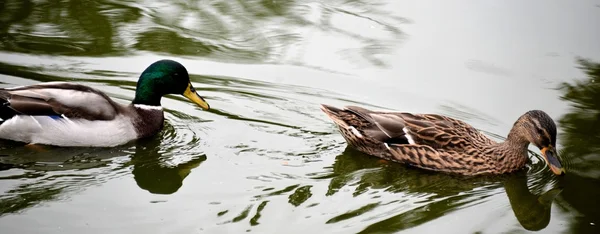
[132,59,210,110]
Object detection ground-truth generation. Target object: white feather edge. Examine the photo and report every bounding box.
[134,104,163,110]
[349,126,363,138]
[403,127,415,144]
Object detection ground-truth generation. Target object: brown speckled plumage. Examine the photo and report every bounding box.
[321,104,564,176]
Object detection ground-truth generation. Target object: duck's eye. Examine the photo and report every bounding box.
[537,128,544,136]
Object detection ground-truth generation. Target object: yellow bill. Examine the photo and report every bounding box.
[183,83,210,110]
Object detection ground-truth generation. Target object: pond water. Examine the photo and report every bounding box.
[1,0,600,233]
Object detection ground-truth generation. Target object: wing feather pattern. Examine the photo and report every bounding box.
[1,82,119,121]
[321,104,498,175]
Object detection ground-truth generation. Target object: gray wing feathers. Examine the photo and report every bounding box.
[345,106,409,143]
[6,94,56,115]
[2,83,119,120]
[369,113,407,138]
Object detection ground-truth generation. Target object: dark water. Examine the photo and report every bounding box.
[1,0,599,233]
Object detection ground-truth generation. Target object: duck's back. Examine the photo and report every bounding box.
[397,112,497,152]
[0,82,139,147]
[321,105,495,150]
[0,82,121,122]
[321,105,501,174]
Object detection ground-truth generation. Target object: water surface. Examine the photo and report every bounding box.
[1,0,600,233]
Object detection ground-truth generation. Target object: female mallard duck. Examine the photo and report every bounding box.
[320,104,565,176]
[0,60,210,147]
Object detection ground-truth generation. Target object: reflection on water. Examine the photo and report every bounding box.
[0,142,130,216]
[559,58,600,179]
[322,147,561,233]
[0,120,206,214]
[124,131,206,195]
[504,173,562,231]
[555,58,600,234]
[0,0,406,70]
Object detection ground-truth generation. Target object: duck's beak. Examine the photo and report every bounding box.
[541,146,565,175]
[183,83,210,110]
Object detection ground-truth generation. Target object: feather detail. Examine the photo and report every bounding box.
[402,127,415,144]
[320,104,546,176]
[1,82,120,121]
[349,126,363,138]
[0,82,162,147]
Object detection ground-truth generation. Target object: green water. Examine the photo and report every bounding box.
[1,0,599,233]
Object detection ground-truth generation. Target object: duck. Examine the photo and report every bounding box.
[320,104,565,176]
[0,59,210,147]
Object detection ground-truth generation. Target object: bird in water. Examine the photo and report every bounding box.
[320,104,565,176]
[0,59,210,147]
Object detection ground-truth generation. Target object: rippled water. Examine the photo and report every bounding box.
[1,0,600,233]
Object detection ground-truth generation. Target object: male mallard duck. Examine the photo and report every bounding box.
[0,59,210,147]
[320,104,565,176]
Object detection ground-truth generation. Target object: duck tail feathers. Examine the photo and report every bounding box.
[320,104,350,128]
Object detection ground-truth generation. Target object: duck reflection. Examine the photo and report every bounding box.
[0,128,205,216]
[126,137,206,195]
[503,172,562,231]
[325,146,561,232]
